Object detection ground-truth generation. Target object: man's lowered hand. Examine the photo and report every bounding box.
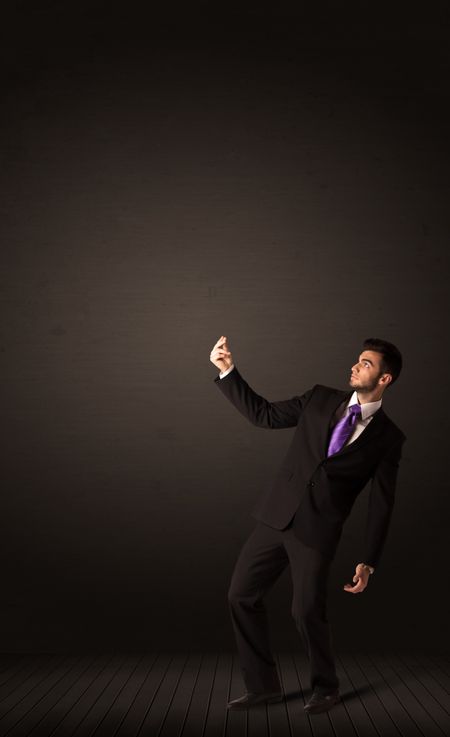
[343,563,371,594]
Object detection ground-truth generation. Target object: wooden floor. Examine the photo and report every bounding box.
[0,651,448,737]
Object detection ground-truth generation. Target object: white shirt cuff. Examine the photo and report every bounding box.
[219,364,235,379]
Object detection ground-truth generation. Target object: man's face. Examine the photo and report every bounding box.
[349,350,391,393]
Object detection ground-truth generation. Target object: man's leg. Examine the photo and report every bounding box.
[227,521,289,693]
[284,530,339,695]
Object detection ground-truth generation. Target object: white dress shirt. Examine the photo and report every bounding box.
[218,363,380,573]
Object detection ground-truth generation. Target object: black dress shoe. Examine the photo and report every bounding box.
[227,691,284,709]
[304,689,340,714]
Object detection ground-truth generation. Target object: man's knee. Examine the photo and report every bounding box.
[227,580,247,606]
[227,582,237,605]
[228,580,261,609]
[291,598,326,626]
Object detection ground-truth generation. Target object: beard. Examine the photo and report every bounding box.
[349,372,383,394]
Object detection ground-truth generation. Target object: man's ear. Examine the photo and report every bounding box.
[380,373,392,387]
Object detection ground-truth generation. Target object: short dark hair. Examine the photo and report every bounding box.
[362,337,403,386]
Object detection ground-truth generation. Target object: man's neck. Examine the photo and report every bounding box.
[356,389,383,404]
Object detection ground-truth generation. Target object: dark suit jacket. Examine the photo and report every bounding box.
[214,366,406,569]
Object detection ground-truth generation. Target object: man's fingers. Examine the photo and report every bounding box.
[343,578,366,593]
[344,585,362,593]
[211,338,228,356]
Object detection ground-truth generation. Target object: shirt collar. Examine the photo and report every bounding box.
[347,390,382,421]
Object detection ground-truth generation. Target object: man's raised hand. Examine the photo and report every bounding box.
[210,335,233,373]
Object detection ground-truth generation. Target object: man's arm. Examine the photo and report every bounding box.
[214,364,315,429]
[362,435,406,569]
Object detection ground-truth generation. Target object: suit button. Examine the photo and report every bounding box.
[309,481,315,487]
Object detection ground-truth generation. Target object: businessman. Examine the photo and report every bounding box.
[210,335,405,714]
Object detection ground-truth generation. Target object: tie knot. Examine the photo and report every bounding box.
[348,404,361,418]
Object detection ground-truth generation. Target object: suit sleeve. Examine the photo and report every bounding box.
[214,365,315,429]
[363,434,406,569]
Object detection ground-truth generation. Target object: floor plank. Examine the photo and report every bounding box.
[203,653,231,737]
[180,653,218,737]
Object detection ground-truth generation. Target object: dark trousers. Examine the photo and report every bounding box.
[227,520,339,695]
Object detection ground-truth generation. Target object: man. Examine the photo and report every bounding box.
[209,335,405,714]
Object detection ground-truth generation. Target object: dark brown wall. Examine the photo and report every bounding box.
[1,1,449,651]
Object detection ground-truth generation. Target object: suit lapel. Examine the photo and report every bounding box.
[335,405,386,457]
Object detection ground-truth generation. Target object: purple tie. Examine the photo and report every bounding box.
[327,404,362,457]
